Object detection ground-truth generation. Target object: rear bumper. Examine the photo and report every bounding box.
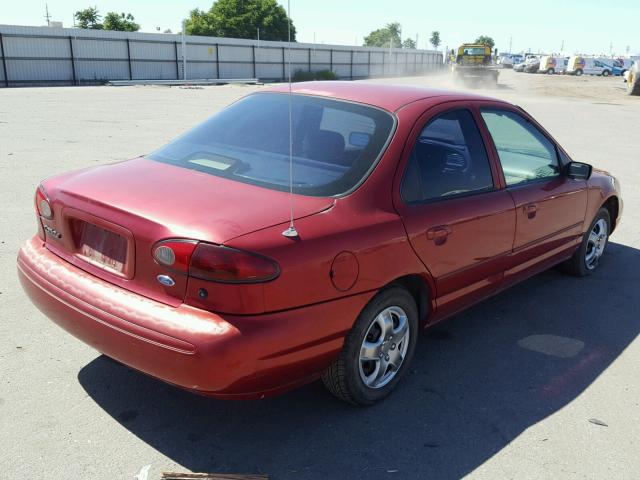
[18,236,373,398]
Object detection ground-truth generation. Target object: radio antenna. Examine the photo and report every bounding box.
[282,0,299,238]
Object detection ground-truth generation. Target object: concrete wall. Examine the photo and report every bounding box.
[0,24,443,87]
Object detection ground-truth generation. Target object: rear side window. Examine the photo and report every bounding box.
[481,109,559,186]
[401,109,494,203]
[147,93,394,197]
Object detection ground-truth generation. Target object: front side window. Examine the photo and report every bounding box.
[148,93,394,197]
[481,109,559,186]
[401,109,494,203]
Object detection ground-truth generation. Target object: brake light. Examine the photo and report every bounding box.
[35,185,53,219]
[152,240,198,273]
[153,239,279,283]
[190,243,280,283]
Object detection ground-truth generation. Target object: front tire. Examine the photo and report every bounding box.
[322,286,419,405]
[575,69,584,76]
[602,70,611,77]
[563,208,610,276]
[548,68,555,75]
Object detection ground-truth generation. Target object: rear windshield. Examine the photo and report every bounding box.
[147,93,395,197]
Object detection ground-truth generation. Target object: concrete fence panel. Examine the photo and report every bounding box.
[0,24,443,87]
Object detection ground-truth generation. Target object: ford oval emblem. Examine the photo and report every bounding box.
[156,274,175,287]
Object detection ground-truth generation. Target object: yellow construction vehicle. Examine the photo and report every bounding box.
[451,43,499,86]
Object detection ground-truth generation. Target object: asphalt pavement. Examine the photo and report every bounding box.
[1,70,638,479]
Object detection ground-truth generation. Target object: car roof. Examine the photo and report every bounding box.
[264,81,496,112]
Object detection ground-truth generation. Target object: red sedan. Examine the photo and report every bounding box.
[18,82,622,405]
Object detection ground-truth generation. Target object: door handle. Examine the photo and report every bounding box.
[524,203,538,219]
[427,225,452,245]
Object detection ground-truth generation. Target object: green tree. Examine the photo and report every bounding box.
[74,7,102,30]
[430,31,441,49]
[402,38,416,49]
[475,35,495,49]
[184,0,296,41]
[363,22,402,48]
[103,12,140,32]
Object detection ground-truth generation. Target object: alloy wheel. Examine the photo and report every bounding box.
[585,218,608,270]
[359,306,410,389]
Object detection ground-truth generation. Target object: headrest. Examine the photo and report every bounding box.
[307,130,346,163]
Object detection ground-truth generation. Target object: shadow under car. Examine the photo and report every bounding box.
[78,241,640,479]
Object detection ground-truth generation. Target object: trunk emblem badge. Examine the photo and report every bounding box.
[157,275,175,287]
[43,224,62,239]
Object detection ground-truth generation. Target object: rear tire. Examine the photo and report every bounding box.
[548,68,555,75]
[575,69,583,76]
[563,208,610,277]
[322,286,419,405]
[602,70,611,77]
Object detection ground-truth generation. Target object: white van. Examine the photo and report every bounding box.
[566,56,615,76]
[538,56,568,74]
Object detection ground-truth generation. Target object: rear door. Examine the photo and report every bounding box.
[477,105,587,284]
[394,102,515,319]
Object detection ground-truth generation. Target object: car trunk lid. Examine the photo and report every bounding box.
[40,157,334,306]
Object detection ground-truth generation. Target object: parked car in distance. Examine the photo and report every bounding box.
[566,56,615,76]
[497,53,513,68]
[18,82,623,405]
[513,54,535,72]
[538,56,568,74]
[524,56,541,73]
[498,54,524,68]
[613,58,634,76]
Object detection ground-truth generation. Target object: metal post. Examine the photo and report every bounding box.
[68,36,77,86]
[329,49,333,73]
[174,41,179,79]
[0,33,8,88]
[126,39,133,80]
[181,20,187,80]
[282,46,286,81]
[215,43,219,79]
[368,50,371,78]
[350,50,354,79]
[252,44,256,78]
[308,48,311,72]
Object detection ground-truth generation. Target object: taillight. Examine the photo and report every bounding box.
[152,240,198,273]
[190,243,280,284]
[35,185,53,219]
[152,239,279,283]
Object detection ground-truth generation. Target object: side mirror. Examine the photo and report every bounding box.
[565,161,592,180]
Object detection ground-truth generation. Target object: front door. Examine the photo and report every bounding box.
[395,106,516,319]
[478,107,588,283]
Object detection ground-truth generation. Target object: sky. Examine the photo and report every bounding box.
[1,0,638,56]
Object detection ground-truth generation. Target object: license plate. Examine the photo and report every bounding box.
[78,222,127,273]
